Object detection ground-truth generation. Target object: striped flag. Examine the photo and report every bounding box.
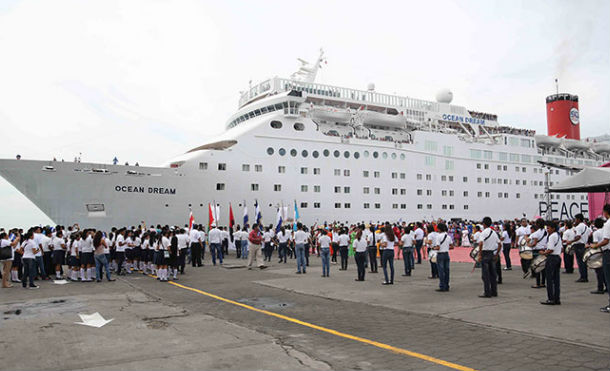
[255,200,262,225]
[275,208,283,233]
[243,203,249,225]
[188,209,194,231]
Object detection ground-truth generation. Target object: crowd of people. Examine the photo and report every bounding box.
[1,205,609,313]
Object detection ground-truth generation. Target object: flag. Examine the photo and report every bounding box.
[275,208,283,234]
[293,200,299,231]
[243,203,249,225]
[188,209,194,231]
[229,203,235,229]
[255,200,262,225]
[208,203,215,227]
[213,203,221,223]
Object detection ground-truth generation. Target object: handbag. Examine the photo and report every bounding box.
[0,244,12,260]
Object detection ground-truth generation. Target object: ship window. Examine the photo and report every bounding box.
[354,152,360,159]
[301,185,308,192]
[323,149,330,157]
[270,120,282,129]
[290,149,297,157]
[255,164,262,172]
[251,184,259,191]
[344,151,350,158]
[344,203,351,209]
[86,204,105,212]
[391,153,397,159]
[267,147,274,155]
[314,185,321,192]
[375,203,381,209]
[373,151,379,158]
[187,140,237,153]
[314,202,321,208]
[300,202,308,208]
[363,187,370,194]
[278,166,286,173]
[400,153,406,160]
[279,148,286,156]
[294,122,305,131]
[335,203,341,209]
[364,203,370,209]
[274,184,282,191]
[344,186,351,193]
[199,162,208,170]
[242,164,250,171]
[333,150,340,158]
[313,168,320,175]
[364,151,370,158]
[344,169,350,176]
[313,150,319,158]
[301,167,308,174]
[302,150,308,158]
[218,163,226,171]
[216,183,225,191]
[417,204,423,209]
[382,152,388,159]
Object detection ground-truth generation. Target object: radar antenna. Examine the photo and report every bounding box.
[290,48,325,83]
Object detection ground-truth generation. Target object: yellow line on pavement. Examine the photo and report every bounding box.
[165,279,478,371]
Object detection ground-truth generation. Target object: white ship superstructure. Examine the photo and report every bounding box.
[1,51,608,229]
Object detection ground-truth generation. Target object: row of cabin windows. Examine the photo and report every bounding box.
[268,147,407,160]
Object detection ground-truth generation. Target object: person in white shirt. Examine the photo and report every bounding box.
[221,227,230,256]
[189,225,203,267]
[477,217,501,298]
[294,223,309,274]
[501,223,513,271]
[1,230,20,288]
[208,224,223,265]
[379,224,396,285]
[561,221,575,274]
[176,229,190,274]
[21,230,40,289]
[337,228,350,271]
[432,223,452,292]
[51,230,67,280]
[331,227,339,264]
[276,227,290,264]
[318,229,332,277]
[399,226,415,276]
[588,218,607,295]
[516,219,532,274]
[426,225,439,279]
[79,230,95,281]
[40,230,53,281]
[528,219,548,288]
[570,214,590,282]
[198,226,207,262]
[115,230,127,275]
[263,227,273,263]
[32,227,47,280]
[540,220,562,305]
[132,230,143,272]
[156,230,171,282]
[587,204,610,313]
[238,226,248,260]
[414,223,425,264]
[366,225,378,273]
[353,226,368,281]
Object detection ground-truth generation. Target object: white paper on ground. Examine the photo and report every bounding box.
[75,312,114,328]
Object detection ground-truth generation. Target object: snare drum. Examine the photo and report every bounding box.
[531,254,547,273]
[429,250,438,263]
[519,245,533,260]
[583,248,603,269]
[564,243,574,255]
[469,246,481,262]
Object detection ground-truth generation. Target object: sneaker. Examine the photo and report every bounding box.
[590,290,605,295]
[29,285,40,289]
[540,300,555,305]
[503,267,512,270]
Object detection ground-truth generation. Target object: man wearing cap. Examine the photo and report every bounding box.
[247,224,266,270]
[208,223,223,265]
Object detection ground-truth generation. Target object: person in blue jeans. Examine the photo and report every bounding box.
[399,226,415,276]
[93,231,115,282]
[432,223,453,292]
[380,225,396,285]
[294,223,309,274]
[20,231,39,289]
[317,228,332,277]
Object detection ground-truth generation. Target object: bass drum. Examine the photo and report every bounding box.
[583,248,603,269]
[469,246,481,262]
[531,254,547,273]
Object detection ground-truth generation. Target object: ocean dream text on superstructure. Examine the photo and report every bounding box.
[114,185,176,195]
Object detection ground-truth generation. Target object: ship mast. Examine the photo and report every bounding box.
[290,48,325,83]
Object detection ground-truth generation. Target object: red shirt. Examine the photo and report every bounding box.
[248,229,262,245]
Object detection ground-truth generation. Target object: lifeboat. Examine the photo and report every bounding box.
[563,138,590,151]
[592,142,610,155]
[362,110,406,129]
[534,134,561,148]
[310,107,353,123]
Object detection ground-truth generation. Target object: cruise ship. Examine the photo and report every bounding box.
[1,50,609,230]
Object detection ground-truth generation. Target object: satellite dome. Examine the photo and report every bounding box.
[436,88,453,104]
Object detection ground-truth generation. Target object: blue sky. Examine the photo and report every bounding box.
[0,0,609,228]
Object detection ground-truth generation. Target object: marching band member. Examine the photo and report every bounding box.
[562,221,575,274]
[570,214,590,283]
[477,217,501,298]
[501,223,512,271]
[589,218,607,295]
[588,204,610,313]
[528,219,548,288]
[540,221,562,305]
[516,219,531,274]
[432,223,452,292]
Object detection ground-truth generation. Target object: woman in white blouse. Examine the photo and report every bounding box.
[379,225,396,285]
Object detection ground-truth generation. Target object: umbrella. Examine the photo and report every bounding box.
[549,167,610,193]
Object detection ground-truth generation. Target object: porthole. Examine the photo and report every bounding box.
[294,122,305,131]
[344,151,350,158]
[354,152,360,159]
[313,150,319,158]
[323,149,330,157]
[382,152,388,159]
[373,151,379,158]
[200,204,203,207]
[333,150,340,158]
[391,153,397,159]
[290,149,297,157]
[279,148,286,156]
[364,150,369,158]
[270,120,282,129]
[400,153,406,160]
[188,204,192,207]
[302,150,308,158]
[267,147,274,155]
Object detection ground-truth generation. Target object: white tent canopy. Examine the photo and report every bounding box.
[550,167,610,193]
